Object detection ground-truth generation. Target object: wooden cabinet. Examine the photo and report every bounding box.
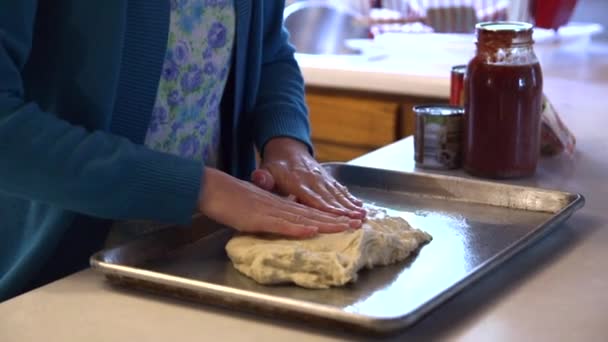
[305,86,442,162]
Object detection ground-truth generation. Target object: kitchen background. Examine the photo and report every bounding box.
[285,0,606,40]
[282,0,606,162]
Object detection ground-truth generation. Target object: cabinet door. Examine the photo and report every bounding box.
[307,91,399,147]
[305,86,444,162]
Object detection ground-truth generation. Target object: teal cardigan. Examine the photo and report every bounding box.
[0,0,311,301]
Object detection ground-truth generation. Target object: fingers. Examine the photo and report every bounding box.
[244,186,362,238]
[295,185,353,218]
[287,201,360,225]
[275,211,361,234]
[251,195,362,238]
[251,168,276,192]
[202,168,359,240]
[305,180,366,219]
[256,216,319,239]
[310,183,349,213]
[282,180,366,220]
[253,159,366,223]
[333,180,364,207]
[325,183,366,219]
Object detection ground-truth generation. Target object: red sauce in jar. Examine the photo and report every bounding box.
[464,22,543,179]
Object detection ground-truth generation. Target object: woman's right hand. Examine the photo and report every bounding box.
[197,168,362,238]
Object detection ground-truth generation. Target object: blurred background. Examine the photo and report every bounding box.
[282,0,606,162]
[284,0,606,40]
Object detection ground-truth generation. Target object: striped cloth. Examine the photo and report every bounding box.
[339,0,510,33]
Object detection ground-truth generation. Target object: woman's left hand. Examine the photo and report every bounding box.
[251,138,366,219]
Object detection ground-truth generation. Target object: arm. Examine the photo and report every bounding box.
[251,1,313,157]
[0,1,201,223]
[249,2,365,219]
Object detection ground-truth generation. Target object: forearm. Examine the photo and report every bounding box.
[0,103,202,223]
[262,137,310,160]
[0,1,201,223]
[252,60,313,157]
[252,3,313,156]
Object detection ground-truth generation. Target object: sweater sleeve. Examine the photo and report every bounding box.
[0,0,202,223]
[251,1,314,157]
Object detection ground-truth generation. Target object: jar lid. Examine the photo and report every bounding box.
[476,21,533,32]
[413,105,464,116]
[451,65,467,74]
[475,21,534,45]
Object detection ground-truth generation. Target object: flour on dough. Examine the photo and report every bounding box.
[225,206,432,289]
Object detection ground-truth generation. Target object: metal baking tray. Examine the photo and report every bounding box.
[90,163,584,335]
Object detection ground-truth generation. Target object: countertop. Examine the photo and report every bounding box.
[1,39,607,342]
[297,24,606,98]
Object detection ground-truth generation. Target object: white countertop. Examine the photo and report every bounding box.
[1,40,608,342]
[297,23,606,98]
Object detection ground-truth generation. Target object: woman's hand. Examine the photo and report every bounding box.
[198,168,362,238]
[251,138,366,219]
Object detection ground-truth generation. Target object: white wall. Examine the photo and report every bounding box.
[571,0,608,41]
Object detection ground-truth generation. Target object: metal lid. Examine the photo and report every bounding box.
[476,21,533,32]
[413,105,464,116]
[451,65,467,74]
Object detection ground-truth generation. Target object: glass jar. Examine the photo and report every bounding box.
[464,22,543,179]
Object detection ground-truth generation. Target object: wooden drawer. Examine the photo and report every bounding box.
[306,91,399,147]
[304,86,444,163]
[313,140,372,162]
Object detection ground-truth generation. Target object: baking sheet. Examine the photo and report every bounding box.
[90,163,584,334]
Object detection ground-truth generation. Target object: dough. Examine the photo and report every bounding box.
[225,206,432,289]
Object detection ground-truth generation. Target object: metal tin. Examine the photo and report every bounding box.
[450,65,467,106]
[414,104,464,170]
